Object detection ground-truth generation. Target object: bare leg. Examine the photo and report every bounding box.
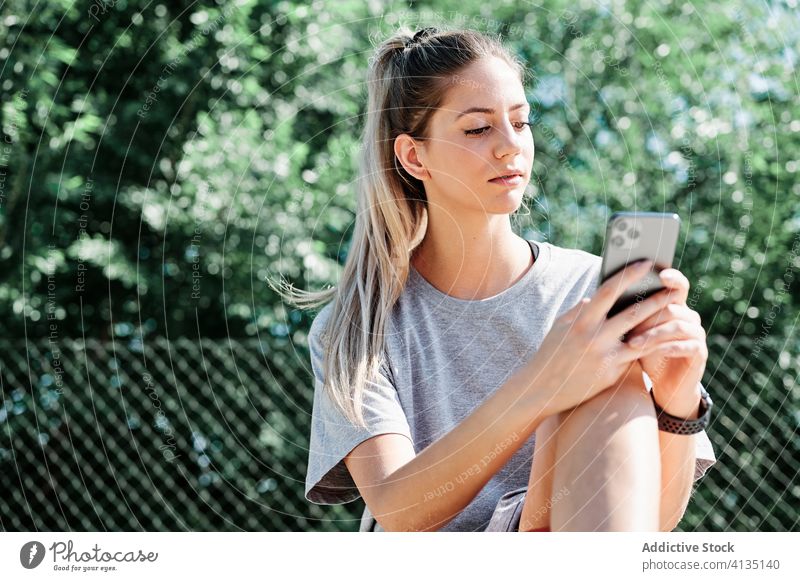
[519,368,661,531]
[518,412,560,531]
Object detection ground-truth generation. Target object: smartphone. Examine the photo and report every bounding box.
[600,211,681,319]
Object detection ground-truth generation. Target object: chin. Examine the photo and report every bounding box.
[487,189,526,214]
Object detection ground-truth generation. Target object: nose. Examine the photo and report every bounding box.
[493,119,524,159]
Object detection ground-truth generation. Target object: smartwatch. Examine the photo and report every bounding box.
[650,385,712,435]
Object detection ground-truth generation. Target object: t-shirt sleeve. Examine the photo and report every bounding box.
[304,306,413,505]
[642,372,717,482]
[692,426,716,481]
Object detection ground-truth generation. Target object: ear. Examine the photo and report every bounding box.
[394,134,430,181]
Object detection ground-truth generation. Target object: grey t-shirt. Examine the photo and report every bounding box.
[304,240,717,531]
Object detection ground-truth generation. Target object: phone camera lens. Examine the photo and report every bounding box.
[617,220,628,231]
[612,235,625,247]
[629,229,640,239]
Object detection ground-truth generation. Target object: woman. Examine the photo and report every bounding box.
[279,26,716,532]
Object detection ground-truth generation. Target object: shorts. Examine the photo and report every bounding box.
[485,486,551,532]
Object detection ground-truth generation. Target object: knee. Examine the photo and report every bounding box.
[556,365,658,446]
[578,363,654,419]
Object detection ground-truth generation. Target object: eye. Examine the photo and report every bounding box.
[463,121,532,136]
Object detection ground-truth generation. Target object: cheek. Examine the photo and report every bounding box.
[439,142,482,173]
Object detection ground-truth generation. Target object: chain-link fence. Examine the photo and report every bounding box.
[1,334,797,531]
[685,334,799,531]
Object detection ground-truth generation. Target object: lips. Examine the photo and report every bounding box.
[489,174,523,187]
[489,170,524,182]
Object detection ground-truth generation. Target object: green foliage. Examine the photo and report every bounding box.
[1,0,798,344]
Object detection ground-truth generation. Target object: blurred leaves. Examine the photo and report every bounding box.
[0,0,798,344]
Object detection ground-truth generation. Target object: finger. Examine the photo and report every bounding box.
[657,268,690,304]
[617,337,707,365]
[586,259,653,323]
[626,320,705,348]
[628,303,703,336]
[602,286,678,340]
[562,297,591,324]
[637,338,708,361]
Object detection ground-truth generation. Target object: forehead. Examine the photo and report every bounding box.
[439,56,527,114]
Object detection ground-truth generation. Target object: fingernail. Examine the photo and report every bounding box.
[629,336,645,347]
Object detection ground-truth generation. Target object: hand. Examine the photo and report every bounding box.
[623,268,708,419]
[524,259,682,417]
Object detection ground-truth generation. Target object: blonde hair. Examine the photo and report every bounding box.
[271,26,526,427]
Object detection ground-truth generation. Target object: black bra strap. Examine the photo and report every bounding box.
[529,240,539,261]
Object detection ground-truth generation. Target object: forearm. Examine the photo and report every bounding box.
[376,368,546,531]
[655,383,702,531]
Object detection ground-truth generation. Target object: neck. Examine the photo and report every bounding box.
[410,212,534,300]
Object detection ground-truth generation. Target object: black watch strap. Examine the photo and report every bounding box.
[650,385,712,435]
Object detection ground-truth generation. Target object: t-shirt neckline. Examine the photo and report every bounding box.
[408,240,551,311]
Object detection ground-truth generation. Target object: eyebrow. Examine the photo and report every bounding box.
[455,103,530,120]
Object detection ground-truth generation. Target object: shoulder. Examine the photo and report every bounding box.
[539,241,602,280]
[310,301,334,334]
[309,302,335,349]
[545,241,601,266]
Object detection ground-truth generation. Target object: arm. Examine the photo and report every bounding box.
[654,382,702,532]
[346,263,684,532]
[345,366,546,532]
